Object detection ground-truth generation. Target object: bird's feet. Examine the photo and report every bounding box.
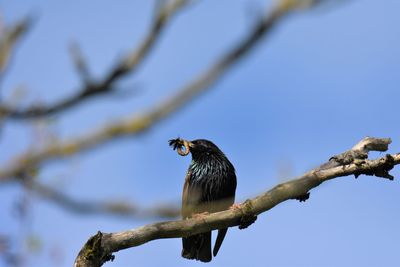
[229,203,242,210]
[192,212,210,220]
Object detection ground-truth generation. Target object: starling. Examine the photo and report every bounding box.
[169,138,237,262]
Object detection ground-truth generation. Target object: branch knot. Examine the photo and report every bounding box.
[354,154,395,180]
[75,231,114,267]
[238,200,257,230]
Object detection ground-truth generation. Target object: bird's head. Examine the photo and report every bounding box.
[189,139,221,156]
[169,137,235,174]
[169,138,225,160]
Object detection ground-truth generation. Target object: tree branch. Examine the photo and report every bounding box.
[69,42,92,85]
[23,179,180,219]
[0,0,187,119]
[74,137,399,267]
[0,17,31,76]
[0,0,315,182]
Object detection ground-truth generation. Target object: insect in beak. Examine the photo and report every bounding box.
[169,138,192,156]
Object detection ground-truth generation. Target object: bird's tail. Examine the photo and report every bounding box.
[213,228,228,257]
[182,232,212,262]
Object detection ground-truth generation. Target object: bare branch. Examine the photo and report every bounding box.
[0,17,31,75]
[23,179,179,219]
[74,137,399,267]
[69,42,92,85]
[0,0,315,182]
[0,0,187,119]
[319,137,392,169]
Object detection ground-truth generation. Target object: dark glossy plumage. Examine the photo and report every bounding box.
[171,138,237,262]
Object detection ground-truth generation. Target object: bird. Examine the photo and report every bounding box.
[169,138,237,262]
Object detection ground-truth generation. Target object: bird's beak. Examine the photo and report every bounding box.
[188,141,195,148]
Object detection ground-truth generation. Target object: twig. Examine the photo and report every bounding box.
[23,179,180,219]
[74,137,399,267]
[0,0,314,182]
[0,0,187,119]
[69,42,92,85]
[0,17,31,75]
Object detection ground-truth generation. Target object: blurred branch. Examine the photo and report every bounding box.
[69,42,92,85]
[23,179,180,219]
[0,0,187,119]
[74,137,399,267]
[0,17,31,75]
[0,0,318,183]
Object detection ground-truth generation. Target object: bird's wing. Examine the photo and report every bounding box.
[181,170,191,218]
[182,170,202,218]
[182,169,210,218]
[182,170,213,262]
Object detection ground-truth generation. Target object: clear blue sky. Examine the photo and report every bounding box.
[1,0,399,266]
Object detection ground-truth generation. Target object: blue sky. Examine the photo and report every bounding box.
[1,0,399,266]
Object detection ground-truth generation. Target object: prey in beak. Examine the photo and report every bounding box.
[169,138,193,156]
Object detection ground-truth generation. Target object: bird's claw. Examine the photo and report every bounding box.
[192,212,210,220]
[229,203,242,210]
